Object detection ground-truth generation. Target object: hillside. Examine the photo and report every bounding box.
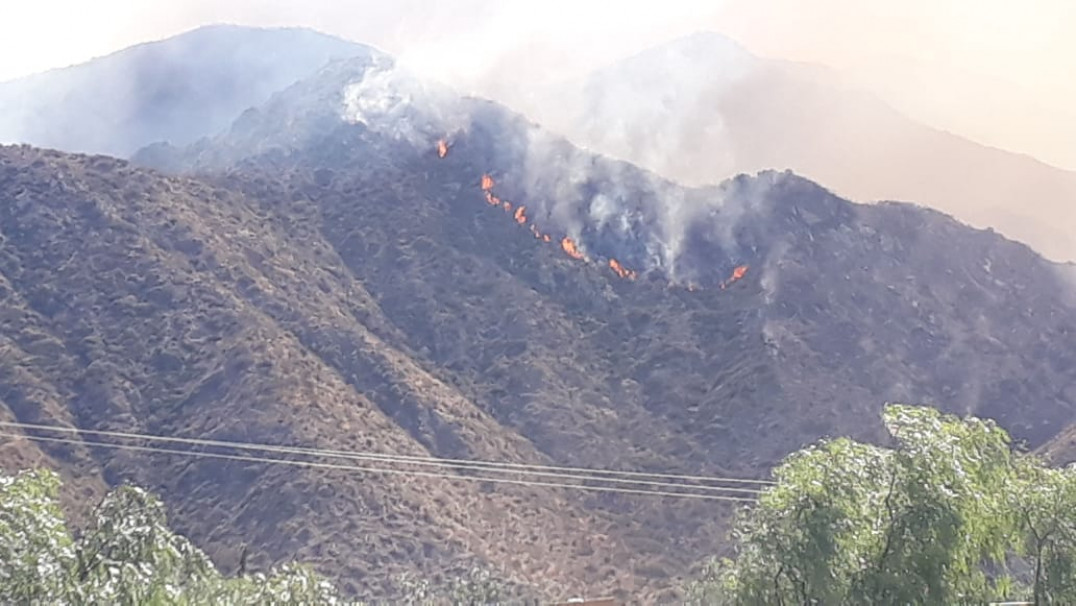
[139,54,1076,452]
[0,25,372,157]
[530,32,1076,263]
[0,145,664,601]
[2,53,1076,601]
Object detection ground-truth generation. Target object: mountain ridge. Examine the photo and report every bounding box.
[0,25,374,157]
[528,31,1076,263]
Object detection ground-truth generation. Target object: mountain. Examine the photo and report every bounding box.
[3,49,1076,601]
[528,32,1076,263]
[0,25,372,158]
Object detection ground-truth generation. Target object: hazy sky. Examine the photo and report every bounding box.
[2,0,1074,169]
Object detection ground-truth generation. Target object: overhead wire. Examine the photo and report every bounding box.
[0,431,756,502]
[0,420,775,489]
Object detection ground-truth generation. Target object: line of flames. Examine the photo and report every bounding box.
[480,172,596,265]
[608,258,637,280]
[440,140,753,288]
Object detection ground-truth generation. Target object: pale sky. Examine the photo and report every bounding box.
[2,0,1074,169]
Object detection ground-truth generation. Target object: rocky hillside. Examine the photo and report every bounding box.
[0,145,672,601]
[2,52,1075,602]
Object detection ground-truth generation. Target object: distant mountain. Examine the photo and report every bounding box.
[533,32,1076,263]
[0,25,373,157]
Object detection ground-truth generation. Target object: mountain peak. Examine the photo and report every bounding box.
[0,25,374,157]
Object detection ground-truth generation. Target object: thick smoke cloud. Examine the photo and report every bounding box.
[336,57,774,285]
[341,55,471,148]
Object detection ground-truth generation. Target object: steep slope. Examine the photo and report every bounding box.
[532,32,1076,263]
[139,53,1076,447]
[0,25,373,157]
[1040,425,1076,466]
[0,145,685,601]
[125,53,1076,595]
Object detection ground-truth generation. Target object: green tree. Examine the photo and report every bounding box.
[398,567,515,605]
[1011,460,1076,604]
[689,404,1076,605]
[0,468,350,605]
[0,469,77,604]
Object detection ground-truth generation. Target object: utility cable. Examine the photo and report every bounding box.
[0,420,775,489]
[0,431,756,502]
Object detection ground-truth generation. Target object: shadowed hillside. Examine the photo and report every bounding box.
[0,25,373,157]
[0,145,670,601]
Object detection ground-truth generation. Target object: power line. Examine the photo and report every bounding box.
[0,424,762,496]
[0,431,755,502]
[0,420,775,488]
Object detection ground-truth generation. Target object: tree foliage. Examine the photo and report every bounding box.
[0,469,521,604]
[688,404,1076,605]
[397,567,516,605]
[0,469,349,605]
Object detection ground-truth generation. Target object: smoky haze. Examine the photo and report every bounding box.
[1,1,1073,261]
[0,25,370,157]
[519,33,1076,263]
[4,0,1071,167]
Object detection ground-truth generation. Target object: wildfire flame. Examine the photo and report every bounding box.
[561,237,585,260]
[437,139,448,158]
[608,258,637,280]
[720,265,749,289]
[470,169,684,284]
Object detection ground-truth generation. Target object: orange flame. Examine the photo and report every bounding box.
[561,237,585,260]
[609,258,637,280]
[437,139,448,158]
[474,172,602,266]
[720,265,749,289]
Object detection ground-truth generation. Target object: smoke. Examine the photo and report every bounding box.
[341,56,471,148]
[479,106,776,284]
[333,59,741,283]
[335,59,482,148]
[557,31,756,183]
[349,12,1076,266]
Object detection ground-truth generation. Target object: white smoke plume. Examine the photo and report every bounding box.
[334,48,782,287]
[509,115,772,283]
[341,56,470,148]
